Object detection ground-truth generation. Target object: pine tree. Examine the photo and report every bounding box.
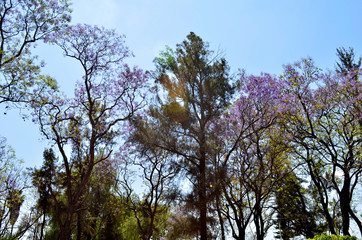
[135,32,234,239]
[336,47,361,76]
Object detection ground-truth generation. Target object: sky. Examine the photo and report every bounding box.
[1,0,362,168]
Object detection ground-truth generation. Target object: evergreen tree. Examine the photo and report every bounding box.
[135,32,234,239]
[30,149,57,240]
[274,171,325,239]
[336,47,361,77]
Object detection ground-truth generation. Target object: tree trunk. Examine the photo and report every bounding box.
[340,174,351,236]
[307,161,337,235]
[200,157,207,240]
[40,209,46,240]
[216,196,225,240]
[233,228,246,240]
[348,207,362,239]
[254,196,265,240]
[58,214,73,240]
[77,211,82,240]
[198,125,208,240]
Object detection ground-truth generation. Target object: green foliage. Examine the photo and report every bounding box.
[274,171,326,239]
[336,47,361,76]
[150,32,235,239]
[308,232,357,240]
[32,149,173,240]
[153,46,176,71]
[0,138,27,239]
[161,101,189,125]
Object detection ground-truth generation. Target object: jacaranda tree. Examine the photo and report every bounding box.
[31,24,148,239]
[214,73,290,240]
[278,58,362,237]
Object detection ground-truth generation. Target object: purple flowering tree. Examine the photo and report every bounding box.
[278,58,362,237]
[214,73,289,240]
[0,0,71,106]
[31,24,147,239]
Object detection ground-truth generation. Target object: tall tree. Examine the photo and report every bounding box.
[30,148,57,240]
[31,24,147,239]
[214,73,289,240]
[141,32,234,239]
[279,58,362,237]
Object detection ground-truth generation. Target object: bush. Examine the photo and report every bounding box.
[308,232,357,240]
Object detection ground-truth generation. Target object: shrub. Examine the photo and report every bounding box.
[308,232,357,240]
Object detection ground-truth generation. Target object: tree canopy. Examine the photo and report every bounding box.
[1,1,362,239]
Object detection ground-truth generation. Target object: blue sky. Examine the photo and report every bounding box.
[1,0,362,167]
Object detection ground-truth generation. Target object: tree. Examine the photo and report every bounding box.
[0,137,31,239]
[31,24,147,239]
[214,73,289,240]
[278,58,362,237]
[278,58,338,235]
[145,32,234,240]
[73,157,124,240]
[30,148,57,240]
[336,47,361,77]
[274,170,325,239]
[0,0,71,106]
[31,149,134,239]
[119,128,179,240]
